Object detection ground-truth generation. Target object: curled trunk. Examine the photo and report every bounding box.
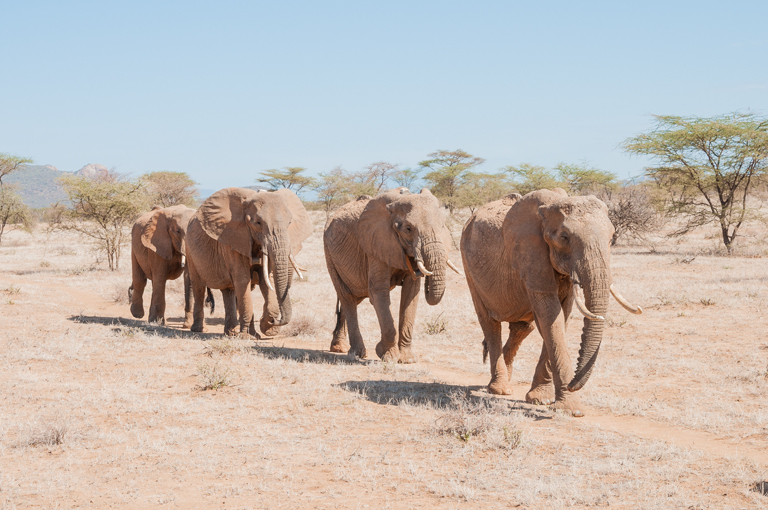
[567,259,610,392]
[421,234,447,306]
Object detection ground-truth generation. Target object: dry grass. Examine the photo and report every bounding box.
[1,215,768,508]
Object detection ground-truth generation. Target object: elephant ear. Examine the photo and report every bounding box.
[196,187,253,259]
[356,195,408,271]
[141,209,174,261]
[273,188,313,256]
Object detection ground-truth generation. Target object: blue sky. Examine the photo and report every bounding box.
[1,1,766,189]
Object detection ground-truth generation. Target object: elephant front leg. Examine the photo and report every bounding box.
[221,288,238,336]
[396,275,421,364]
[148,276,167,325]
[369,262,398,362]
[130,254,147,319]
[233,268,255,337]
[182,267,193,329]
[526,341,555,405]
[529,289,584,417]
[188,259,207,333]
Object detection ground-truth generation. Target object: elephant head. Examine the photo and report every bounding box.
[196,187,312,326]
[357,188,453,305]
[141,205,196,261]
[538,193,641,392]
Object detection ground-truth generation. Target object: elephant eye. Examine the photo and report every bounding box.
[560,233,569,242]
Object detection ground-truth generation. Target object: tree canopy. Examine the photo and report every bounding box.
[257,167,316,196]
[140,171,200,207]
[420,150,485,212]
[0,153,34,243]
[623,112,768,252]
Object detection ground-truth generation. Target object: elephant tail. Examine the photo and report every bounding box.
[482,339,488,364]
[205,288,215,315]
[128,284,133,301]
[332,299,342,338]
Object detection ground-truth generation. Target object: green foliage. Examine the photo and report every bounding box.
[504,162,617,196]
[140,171,200,207]
[313,166,352,218]
[455,172,513,213]
[0,153,33,185]
[503,163,560,195]
[420,150,485,212]
[257,167,316,197]
[0,154,35,244]
[623,112,768,252]
[391,167,422,191]
[53,171,146,270]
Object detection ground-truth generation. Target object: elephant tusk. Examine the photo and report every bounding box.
[573,285,604,321]
[289,254,304,280]
[446,259,464,276]
[416,260,433,276]
[181,254,185,268]
[610,284,643,315]
[262,253,275,291]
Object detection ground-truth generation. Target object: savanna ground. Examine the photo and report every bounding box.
[2,210,768,509]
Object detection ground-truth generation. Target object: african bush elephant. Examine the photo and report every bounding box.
[324,188,462,362]
[460,189,641,417]
[185,187,312,336]
[130,204,196,326]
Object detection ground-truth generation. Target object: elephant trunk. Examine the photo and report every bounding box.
[421,233,447,306]
[268,231,293,326]
[567,253,610,392]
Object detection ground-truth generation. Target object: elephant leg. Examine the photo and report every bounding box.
[526,341,555,405]
[182,266,193,329]
[529,289,583,417]
[369,263,398,362]
[188,258,207,333]
[221,288,238,336]
[396,275,421,364]
[257,268,281,337]
[232,266,255,337]
[130,254,147,319]
[466,277,511,395]
[341,297,366,359]
[504,321,535,380]
[330,300,349,353]
[148,275,167,325]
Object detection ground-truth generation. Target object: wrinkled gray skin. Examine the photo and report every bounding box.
[461,189,616,417]
[185,188,312,336]
[324,188,452,362]
[130,205,196,326]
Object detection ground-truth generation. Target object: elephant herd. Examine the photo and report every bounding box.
[130,186,642,417]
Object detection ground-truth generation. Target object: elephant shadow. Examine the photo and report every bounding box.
[248,344,371,366]
[68,315,225,340]
[337,379,552,420]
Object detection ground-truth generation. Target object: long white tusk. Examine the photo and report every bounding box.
[262,253,275,291]
[573,284,604,321]
[610,284,643,315]
[289,254,304,280]
[416,260,433,276]
[446,259,464,276]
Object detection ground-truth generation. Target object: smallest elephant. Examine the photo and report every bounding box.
[130,205,196,326]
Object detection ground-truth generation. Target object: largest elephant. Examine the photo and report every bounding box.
[460,189,641,417]
[185,187,312,336]
[324,188,462,362]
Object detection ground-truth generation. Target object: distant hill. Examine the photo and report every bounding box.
[4,164,67,209]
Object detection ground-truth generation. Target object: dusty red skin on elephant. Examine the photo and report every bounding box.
[184,187,312,337]
[460,188,637,417]
[130,204,196,327]
[324,188,452,363]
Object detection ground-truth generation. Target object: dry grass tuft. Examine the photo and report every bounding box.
[196,360,235,390]
[111,282,130,304]
[23,417,69,447]
[434,390,523,450]
[203,337,250,357]
[283,314,319,337]
[424,312,448,335]
[3,284,21,295]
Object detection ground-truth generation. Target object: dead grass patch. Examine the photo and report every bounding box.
[283,314,319,337]
[196,360,236,390]
[21,417,69,448]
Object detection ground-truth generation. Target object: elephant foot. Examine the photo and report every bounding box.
[191,322,207,333]
[348,345,367,360]
[329,341,349,353]
[130,303,144,319]
[148,315,166,326]
[375,341,399,362]
[551,394,585,418]
[488,378,514,396]
[526,385,555,406]
[397,346,416,364]
[224,327,238,337]
[182,312,194,329]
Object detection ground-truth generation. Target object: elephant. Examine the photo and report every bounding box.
[185,187,312,337]
[324,188,462,362]
[130,204,197,326]
[460,189,641,417]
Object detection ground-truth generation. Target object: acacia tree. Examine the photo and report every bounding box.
[555,163,617,195]
[455,172,512,213]
[391,167,422,191]
[140,171,200,207]
[0,153,34,244]
[54,170,146,270]
[257,167,316,197]
[313,166,352,218]
[623,113,768,252]
[503,163,561,195]
[420,150,485,212]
